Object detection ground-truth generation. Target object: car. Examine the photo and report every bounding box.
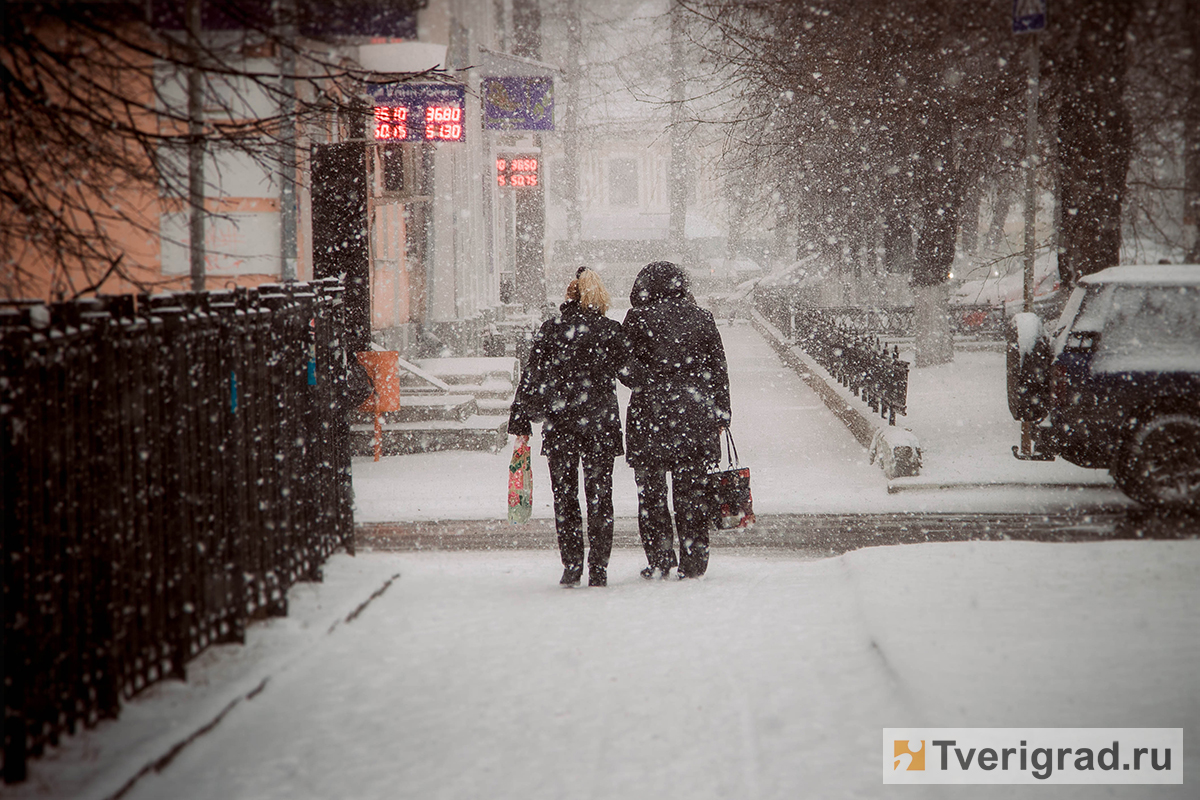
[1006,264,1200,509]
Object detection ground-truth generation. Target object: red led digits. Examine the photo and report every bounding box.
[375,104,462,141]
[424,106,463,140]
[373,106,409,140]
[425,106,462,123]
[496,155,539,189]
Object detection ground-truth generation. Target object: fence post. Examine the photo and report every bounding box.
[2,307,36,783]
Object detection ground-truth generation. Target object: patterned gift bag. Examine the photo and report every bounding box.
[507,442,533,524]
[706,430,755,530]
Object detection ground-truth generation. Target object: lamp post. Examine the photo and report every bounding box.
[1013,1,1046,457]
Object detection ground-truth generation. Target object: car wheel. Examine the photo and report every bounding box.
[1114,413,1200,509]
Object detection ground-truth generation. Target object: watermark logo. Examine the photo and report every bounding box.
[882,728,1182,784]
[893,740,925,771]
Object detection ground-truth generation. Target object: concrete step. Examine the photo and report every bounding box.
[414,357,520,388]
[441,378,516,401]
[402,357,518,405]
[350,414,509,455]
[349,394,478,424]
[475,397,514,416]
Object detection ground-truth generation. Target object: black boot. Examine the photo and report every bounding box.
[588,565,607,587]
[560,565,583,586]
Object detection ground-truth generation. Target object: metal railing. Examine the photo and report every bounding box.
[1,278,355,783]
[793,309,909,425]
[755,295,909,425]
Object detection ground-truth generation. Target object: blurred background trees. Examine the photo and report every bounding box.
[678,0,1197,364]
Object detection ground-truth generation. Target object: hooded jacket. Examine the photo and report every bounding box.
[621,262,731,469]
[508,300,628,458]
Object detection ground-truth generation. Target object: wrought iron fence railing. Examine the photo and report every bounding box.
[1,278,354,783]
[756,296,911,425]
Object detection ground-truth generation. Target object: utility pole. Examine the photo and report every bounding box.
[186,0,206,291]
[562,0,583,272]
[1013,0,1046,312]
[668,0,687,258]
[1022,34,1040,313]
[279,0,298,282]
[1014,0,1046,458]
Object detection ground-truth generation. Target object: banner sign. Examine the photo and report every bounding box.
[482,77,554,131]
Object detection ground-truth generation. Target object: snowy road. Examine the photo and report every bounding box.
[105,543,1198,800]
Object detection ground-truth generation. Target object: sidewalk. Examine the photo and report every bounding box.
[13,544,1197,799]
[12,316,1183,800]
[352,317,1130,526]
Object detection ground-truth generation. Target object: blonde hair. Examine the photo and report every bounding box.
[565,268,611,315]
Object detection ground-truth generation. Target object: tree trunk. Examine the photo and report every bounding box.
[985,176,1012,251]
[1185,4,1200,262]
[1054,0,1135,284]
[912,101,958,366]
[959,172,982,256]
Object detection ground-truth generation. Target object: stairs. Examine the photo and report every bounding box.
[350,356,518,456]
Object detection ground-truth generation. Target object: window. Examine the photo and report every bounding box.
[608,158,638,207]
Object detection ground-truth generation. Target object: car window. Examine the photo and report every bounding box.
[1092,285,1200,373]
[1055,285,1109,355]
[1050,286,1088,355]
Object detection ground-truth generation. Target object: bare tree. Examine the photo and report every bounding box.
[1,0,427,301]
[681,0,1029,364]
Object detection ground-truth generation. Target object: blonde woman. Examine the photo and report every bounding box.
[508,268,630,587]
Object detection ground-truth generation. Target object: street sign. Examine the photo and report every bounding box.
[1012,0,1047,33]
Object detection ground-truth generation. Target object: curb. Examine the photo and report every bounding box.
[354,511,1186,556]
[50,569,404,800]
[749,310,921,478]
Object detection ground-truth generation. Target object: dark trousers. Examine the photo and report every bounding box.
[548,451,615,571]
[634,465,710,577]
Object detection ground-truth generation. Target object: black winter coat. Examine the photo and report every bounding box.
[622,262,731,469]
[508,301,628,458]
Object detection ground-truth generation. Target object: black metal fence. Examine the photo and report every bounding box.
[0,278,355,783]
[756,297,910,425]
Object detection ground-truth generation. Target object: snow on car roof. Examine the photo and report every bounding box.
[1081,264,1200,286]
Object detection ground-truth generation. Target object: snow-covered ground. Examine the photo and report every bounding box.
[14,321,1193,800]
[353,321,1128,522]
[17,544,1198,799]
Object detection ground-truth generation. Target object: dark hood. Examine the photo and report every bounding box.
[629,261,690,308]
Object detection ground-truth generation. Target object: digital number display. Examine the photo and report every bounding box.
[424,106,463,141]
[374,106,408,140]
[369,84,466,143]
[496,156,539,188]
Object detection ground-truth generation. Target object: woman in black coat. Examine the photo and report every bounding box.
[508,269,629,587]
[623,261,731,579]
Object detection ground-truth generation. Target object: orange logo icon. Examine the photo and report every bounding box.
[894,740,925,771]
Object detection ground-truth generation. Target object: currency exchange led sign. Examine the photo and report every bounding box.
[368,83,466,143]
[496,156,539,188]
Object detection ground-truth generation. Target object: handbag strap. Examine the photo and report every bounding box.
[723,428,739,468]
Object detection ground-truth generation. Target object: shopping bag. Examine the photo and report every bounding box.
[507,441,533,524]
[706,430,755,530]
